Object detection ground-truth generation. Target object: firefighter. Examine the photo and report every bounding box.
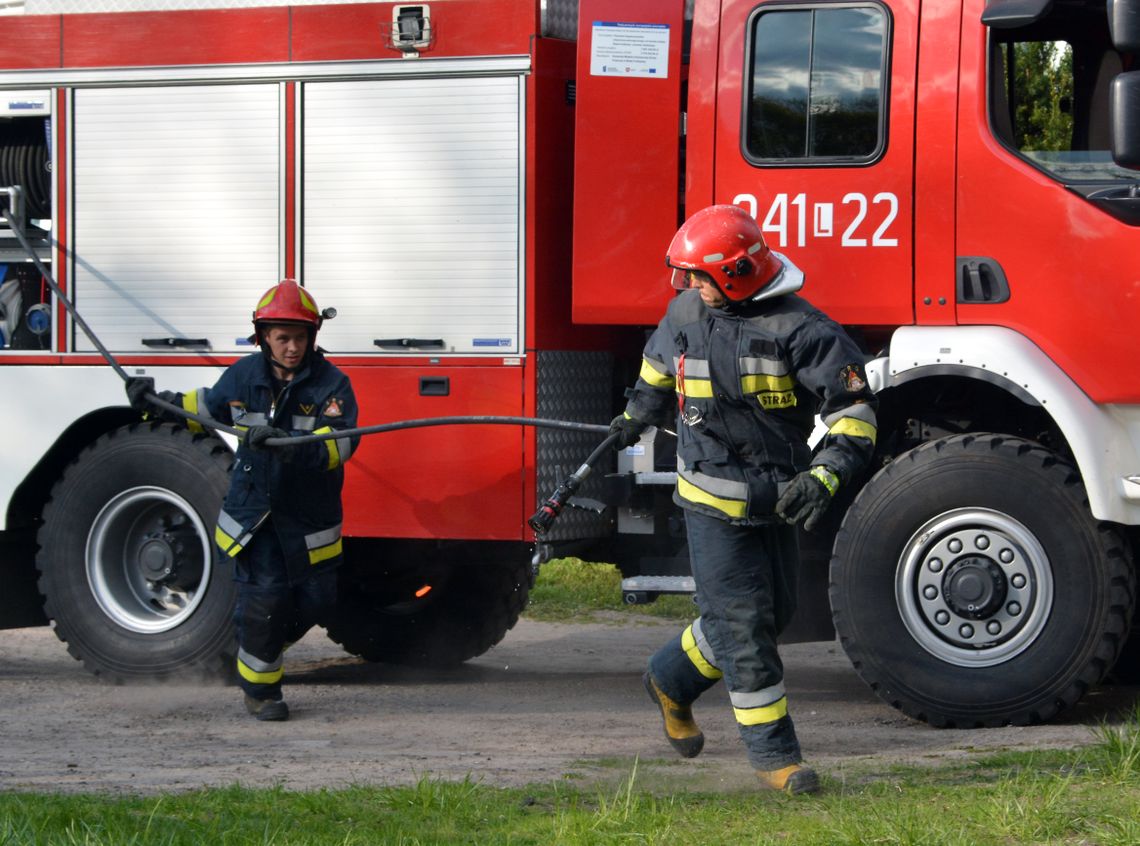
[126,278,359,722]
[610,205,877,794]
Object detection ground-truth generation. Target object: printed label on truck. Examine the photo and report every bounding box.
[734,192,900,249]
[472,337,514,348]
[590,22,670,79]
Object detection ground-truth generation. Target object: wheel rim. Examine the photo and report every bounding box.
[895,507,1053,667]
[86,486,213,633]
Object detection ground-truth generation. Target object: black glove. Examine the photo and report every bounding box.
[124,377,155,411]
[125,378,180,420]
[244,425,291,452]
[609,413,648,449]
[776,467,839,532]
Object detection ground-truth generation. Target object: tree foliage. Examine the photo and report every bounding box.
[1011,40,1074,151]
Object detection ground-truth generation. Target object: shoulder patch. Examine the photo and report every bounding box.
[323,398,344,418]
[840,364,867,393]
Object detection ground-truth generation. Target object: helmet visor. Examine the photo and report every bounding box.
[670,267,710,291]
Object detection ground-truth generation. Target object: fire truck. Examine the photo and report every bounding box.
[0,0,1137,728]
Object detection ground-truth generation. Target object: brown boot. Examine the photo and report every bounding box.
[643,672,704,758]
[756,763,820,795]
[244,694,289,722]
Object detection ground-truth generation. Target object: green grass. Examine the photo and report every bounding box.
[523,558,696,623]
[2,720,1140,845]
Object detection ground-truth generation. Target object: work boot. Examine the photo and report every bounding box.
[643,672,704,758]
[755,763,820,795]
[243,693,289,722]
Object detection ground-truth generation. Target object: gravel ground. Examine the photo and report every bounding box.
[0,616,1134,795]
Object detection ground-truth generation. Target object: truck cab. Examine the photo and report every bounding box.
[574,0,1140,726]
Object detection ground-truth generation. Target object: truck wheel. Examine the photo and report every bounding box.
[1108,615,1140,683]
[327,548,531,666]
[830,434,1134,727]
[36,423,236,680]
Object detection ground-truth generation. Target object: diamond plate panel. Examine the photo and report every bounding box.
[535,349,614,542]
[540,0,577,40]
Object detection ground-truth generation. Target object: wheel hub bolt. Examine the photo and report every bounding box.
[942,554,1007,619]
[139,532,175,582]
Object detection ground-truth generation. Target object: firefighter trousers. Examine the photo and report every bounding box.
[233,520,337,703]
[647,509,803,770]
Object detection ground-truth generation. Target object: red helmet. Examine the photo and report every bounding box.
[252,278,322,332]
[665,205,786,302]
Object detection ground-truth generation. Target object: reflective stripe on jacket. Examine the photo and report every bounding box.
[625,289,877,525]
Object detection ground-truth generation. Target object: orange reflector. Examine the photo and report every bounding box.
[414,584,432,598]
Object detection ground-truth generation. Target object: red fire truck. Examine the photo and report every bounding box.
[0,0,1137,728]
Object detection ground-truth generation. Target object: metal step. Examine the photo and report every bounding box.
[620,575,696,604]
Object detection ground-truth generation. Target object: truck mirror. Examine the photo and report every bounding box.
[981,0,1052,29]
[1111,71,1140,169]
[1109,0,1140,52]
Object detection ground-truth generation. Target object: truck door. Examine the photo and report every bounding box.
[956,0,1140,403]
[710,0,920,331]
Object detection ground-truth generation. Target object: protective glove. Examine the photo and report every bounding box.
[244,425,291,452]
[125,378,180,420]
[609,413,648,449]
[124,377,155,411]
[776,466,839,532]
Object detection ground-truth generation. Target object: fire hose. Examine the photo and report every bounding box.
[1,204,631,533]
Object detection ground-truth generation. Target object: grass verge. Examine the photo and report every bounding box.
[1,714,1139,845]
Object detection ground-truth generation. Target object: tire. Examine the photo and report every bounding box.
[327,543,532,666]
[36,422,237,681]
[830,434,1135,727]
[1108,614,1140,683]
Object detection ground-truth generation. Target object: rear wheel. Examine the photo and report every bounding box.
[831,434,1134,726]
[36,423,236,680]
[327,540,532,666]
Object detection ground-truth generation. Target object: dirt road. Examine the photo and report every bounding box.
[0,616,1134,795]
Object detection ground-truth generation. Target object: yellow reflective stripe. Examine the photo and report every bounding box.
[214,526,243,558]
[810,466,840,496]
[742,374,797,409]
[681,378,714,398]
[308,537,342,565]
[733,696,789,726]
[677,475,748,519]
[639,358,675,389]
[237,660,283,686]
[314,425,341,469]
[740,373,795,394]
[297,287,318,316]
[681,625,722,680]
[829,416,878,445]
[182,390,204,433]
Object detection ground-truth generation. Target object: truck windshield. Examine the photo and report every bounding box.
[991,19,1136,183]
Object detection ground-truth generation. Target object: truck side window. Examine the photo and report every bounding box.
[991,23,1135,184]
[744,4,888,164]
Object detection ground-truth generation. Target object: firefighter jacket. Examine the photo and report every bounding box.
[174,350,360,584]
[624,289,877,525]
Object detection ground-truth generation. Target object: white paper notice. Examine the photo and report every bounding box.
[589,21,670,79]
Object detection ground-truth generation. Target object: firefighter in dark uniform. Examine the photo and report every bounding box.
[610,205,877,794]
[127,278,359,721]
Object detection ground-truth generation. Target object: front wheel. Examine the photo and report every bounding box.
[36,423,237,680]
[830,434,1134,727]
